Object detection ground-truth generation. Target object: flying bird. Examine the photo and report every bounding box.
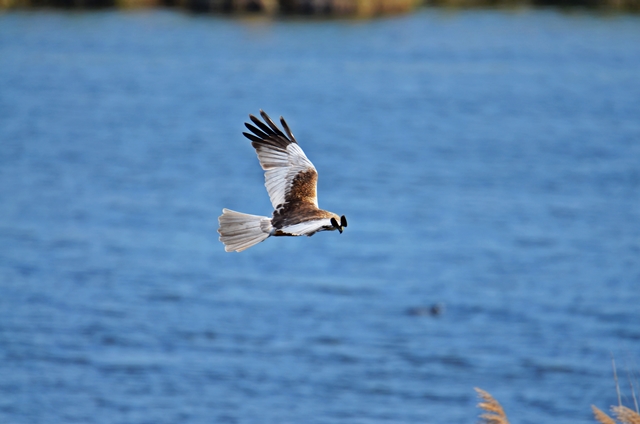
[218,110,347,252]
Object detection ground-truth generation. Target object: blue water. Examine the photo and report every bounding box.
[1,8,640,424]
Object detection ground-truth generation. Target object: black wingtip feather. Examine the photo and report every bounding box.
[259,110,285,137]
[280,116,297,143]
[249,114,275,136]
[244,122,269,139]
[243,132,263,143]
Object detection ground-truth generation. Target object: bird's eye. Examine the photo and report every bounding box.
[341,215,347,228]
[330,217,339,228]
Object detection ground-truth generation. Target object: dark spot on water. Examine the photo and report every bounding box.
[406,303,445,317]
[101,335,117,345]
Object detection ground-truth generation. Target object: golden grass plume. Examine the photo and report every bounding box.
[592,405,640,424]
[593,405,618,424]
[611,406,640,424]
[475,388,510,424]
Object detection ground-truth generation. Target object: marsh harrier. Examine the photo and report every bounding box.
[218,110,347,252]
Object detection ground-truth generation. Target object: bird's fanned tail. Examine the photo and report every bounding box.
[218,209,273,252]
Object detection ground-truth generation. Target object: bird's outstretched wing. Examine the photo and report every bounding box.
[243,110,318,211]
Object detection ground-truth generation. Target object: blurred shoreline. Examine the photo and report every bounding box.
[1,0,638,16]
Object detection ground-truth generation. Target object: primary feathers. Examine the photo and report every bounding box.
[218,110,347,252]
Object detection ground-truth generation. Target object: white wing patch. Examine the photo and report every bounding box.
[256,143,316,210]
[279,219,332,236]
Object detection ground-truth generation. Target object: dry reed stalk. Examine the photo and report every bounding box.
[612,406,640,424]
[592,405,617,424]
[475,388,510,424]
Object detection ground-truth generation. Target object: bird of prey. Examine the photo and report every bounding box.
[218,110,347,252]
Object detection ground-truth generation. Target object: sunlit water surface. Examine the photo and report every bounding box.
[1,9,640,424]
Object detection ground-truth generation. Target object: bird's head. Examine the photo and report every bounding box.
[330,215,348,234]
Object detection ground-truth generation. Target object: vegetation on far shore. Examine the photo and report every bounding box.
[1,0,638,17]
